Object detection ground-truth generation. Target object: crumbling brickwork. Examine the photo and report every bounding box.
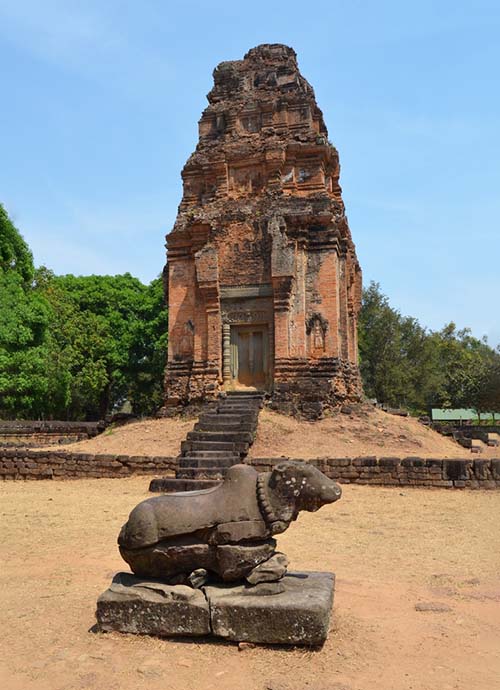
[164,44,362,418]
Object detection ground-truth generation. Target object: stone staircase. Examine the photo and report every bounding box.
[149,391,264,492]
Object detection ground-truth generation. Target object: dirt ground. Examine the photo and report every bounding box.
[1,477,499,690]
[39,416,197,457]
[250,407,481,459]
[36,406,488,459]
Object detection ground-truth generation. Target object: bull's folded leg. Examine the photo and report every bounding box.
[216,540,276,582]
[119,541,216,581]
[246,552,289,585]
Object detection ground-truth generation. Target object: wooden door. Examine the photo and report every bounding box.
[230,326,267,388]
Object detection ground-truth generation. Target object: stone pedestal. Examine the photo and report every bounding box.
[96,572,210,636]
[96,571,335,646]
[206,571,335,645]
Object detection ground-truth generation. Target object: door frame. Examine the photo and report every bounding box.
[229,324,270,391]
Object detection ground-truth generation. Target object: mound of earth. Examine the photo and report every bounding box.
[37,417,196,457]
[250,406,468,459]
[35,404,473,459]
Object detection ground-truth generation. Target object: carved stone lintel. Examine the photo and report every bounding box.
[223,309,269,324]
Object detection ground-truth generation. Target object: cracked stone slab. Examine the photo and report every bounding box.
[96,571,335,645]
[96,572,210,636]
[205,571,335,646]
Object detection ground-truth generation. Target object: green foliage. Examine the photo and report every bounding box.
[0,200,168,419]
[0,204,34,285]
[430,323,491,411]
[358,282,499,415]
[126,276,168,416]
[40,273,168,419]
[0,208,51,417]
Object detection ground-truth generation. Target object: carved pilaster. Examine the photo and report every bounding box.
[222,323,231,385]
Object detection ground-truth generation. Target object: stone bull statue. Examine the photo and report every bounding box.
[118,462,341,586]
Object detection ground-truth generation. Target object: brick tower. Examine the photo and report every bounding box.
[164,44,362,418]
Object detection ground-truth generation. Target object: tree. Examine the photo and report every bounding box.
[431,323,492,412]
[0,204,34,285]
[0,206,51,418]
[40,272,168,419]
[127,276,168,415]
[357,283,499,416]
[358,282,407,405]
[463,348,500,423]
[484,353,500,421]
[0,205,169,420]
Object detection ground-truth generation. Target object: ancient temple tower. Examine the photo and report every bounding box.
[164,44,362,418]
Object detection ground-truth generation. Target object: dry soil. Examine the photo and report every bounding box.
[1,478,499,690]
[36,406,485,459]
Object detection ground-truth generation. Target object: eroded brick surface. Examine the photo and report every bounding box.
[164,44,362,418]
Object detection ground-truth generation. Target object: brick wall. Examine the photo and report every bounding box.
[0,449,176,480]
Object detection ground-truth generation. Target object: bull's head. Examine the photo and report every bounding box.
[268,461,342,514]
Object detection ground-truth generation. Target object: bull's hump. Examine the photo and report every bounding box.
[141,465,260,544]
[219,464,261,522]
[224,464,258,482]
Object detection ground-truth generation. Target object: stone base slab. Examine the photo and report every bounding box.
[96,572,210,636]
[96,571,335,646]
[206,571,335,645]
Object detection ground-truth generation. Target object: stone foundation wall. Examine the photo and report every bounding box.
[249,457,500,489]
[0,449,176,480]
[3,450,498,488]
[271,358,362,419]
[0,420,105,448]
[163,360,219,413]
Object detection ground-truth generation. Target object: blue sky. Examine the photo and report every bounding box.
[1,0,499,345]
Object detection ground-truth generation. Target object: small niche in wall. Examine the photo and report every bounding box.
[306,312,329,357]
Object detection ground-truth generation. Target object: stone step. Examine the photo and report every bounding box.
[217,403,261,410]
[149,477,220,493]
[219,403,262,410]
[187,431,254,444]
[211,406,258,413]
[198,414,257,425]
[224,392,264,398]
[176,467,227,480]
[200,411,258,420]
[216,411,260,418]
[184,450,240,459]
[193,422,255,433]
[218,397,263,405]
[181,440,249,455]
[214,408,259,416]
[178,457,239,469]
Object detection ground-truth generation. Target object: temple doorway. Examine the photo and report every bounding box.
[230,325,269,389]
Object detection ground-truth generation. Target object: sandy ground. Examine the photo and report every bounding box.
[35,406,488,459]
[252,407,500,458]
[38,417,198,457]
[0,477,499,690]
[250,407,474,459]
